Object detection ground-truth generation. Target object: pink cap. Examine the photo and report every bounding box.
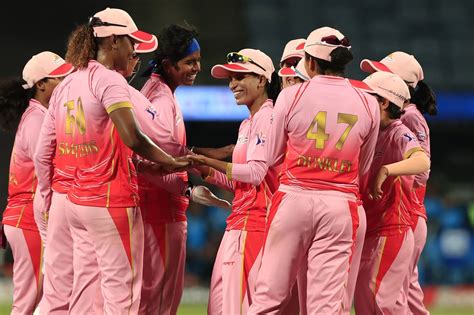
[360,72,410,108]
[22,51,74,89]
[134,35,158,53]
[92,8,154,43]
[360,51,424,88]
[211,48,275,82]
[280,38,306,64]
[304,26,351,62]
[278,59,309,81]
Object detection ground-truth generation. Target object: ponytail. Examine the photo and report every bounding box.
[310,46,353,76]
[412,81,437,116]
[65,24,99,69]
[0,79,33,131]
[266,72,281,103]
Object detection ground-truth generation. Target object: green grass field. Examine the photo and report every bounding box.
[1,303,472,315]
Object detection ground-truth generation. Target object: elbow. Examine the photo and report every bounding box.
[423,156,431,173]
[249,177,264,186]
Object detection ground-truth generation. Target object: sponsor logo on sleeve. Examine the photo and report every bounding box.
[416,131,426,142]
[403,133,415,142]
[256,132,266,146]
[145,106,157,120]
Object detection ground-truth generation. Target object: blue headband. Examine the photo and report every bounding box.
[183,38,200,56]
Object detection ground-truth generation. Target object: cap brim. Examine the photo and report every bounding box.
[278,67,296,77]
[48,63,74,77]
[135,35,158,53]
[349,79,373,93]
[280,53,304,63]
[211,63,255,79]
[129,30,155,43]
[360,59,393,74]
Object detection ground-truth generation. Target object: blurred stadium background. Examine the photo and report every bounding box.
[1,0,473,314]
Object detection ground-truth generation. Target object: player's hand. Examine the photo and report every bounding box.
[190,186,232,209]
[165,156,192,173]
[206,145,235,160]
[370,166,389,200]
[187,154,209,165]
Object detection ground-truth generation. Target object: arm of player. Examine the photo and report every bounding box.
[33,109,56,214]
[188,155,267,187]
[108,107,190,172]
[135,159,231,209]
[371,150,430,200]
[359,96,381,178]
[192,145,235,160]
[201,167,235,192]
[265,91,289,167]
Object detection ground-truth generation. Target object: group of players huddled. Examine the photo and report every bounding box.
[0,6,437,315]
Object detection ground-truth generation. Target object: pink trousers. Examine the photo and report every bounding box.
[296,204,365,315]
[139,221,187,315]
[4,225,43,314]
[208,229,299,315]
[248,186,358,315]
[65,199,144,314]
[354,229,414,315]
[407,215,429,315]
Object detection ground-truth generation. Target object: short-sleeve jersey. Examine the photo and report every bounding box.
[362,120,423,236]
[49,60,138,207]
[2,99,46,230]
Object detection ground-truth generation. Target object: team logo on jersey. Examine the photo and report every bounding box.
[145,106,158,120]
[403,133,415,142]
[417,131,426,142]
[176,115,182,125]
[256,132,266,146]
[237,135,249,144]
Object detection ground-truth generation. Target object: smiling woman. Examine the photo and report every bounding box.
[185,48,298,315]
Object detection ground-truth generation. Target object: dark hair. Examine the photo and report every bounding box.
[374,94,405,119]
[144,23,199,77]
[65,22,113,69]
[266,72,281,102]
[0,78,35,131]
[408,81,437,116]
[306,47,353,76]
[65,24,97,69]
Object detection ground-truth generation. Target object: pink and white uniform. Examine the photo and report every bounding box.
[34,91,90,313]
[47,60,143,314]
[248,76,380,314]
[205,100,285,315]
[136,74,189,315]
[2,99,45,314]
[401,103,431,314]
[355,120,423,315]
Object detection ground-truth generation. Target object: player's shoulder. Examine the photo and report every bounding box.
[393,121,418,144]
[90,61,127,85]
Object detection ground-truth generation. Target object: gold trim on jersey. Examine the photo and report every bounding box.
[403,147,423,160]
[15,205,27,228]
[226,163,233,181]
[106,102,133,114]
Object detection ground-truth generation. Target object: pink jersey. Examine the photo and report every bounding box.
[401,104,430,187]
[362,120,423,237]
[34,94,75,206]
[267,76,380,196]
[2,99,46,231]
[207,100,278,232]
[138,74,188,223]
[401,104,430,219]
[48,60,138,208]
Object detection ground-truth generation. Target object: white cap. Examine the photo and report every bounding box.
[22,51,74,89]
